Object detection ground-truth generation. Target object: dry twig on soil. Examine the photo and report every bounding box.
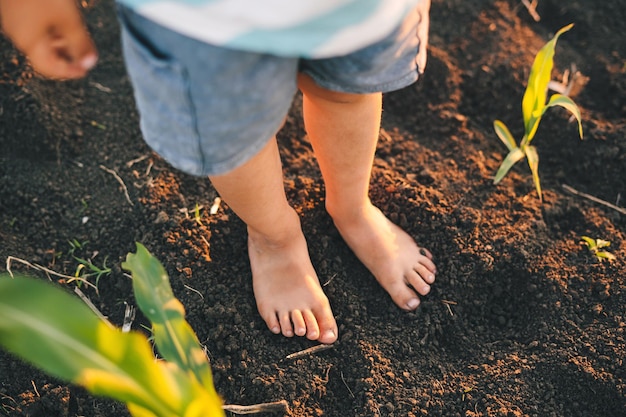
[222,400,289,415]
[562,184,626,215]
[286,344,334,359]
[5,256,98,291]
[99,164,134,206]
[521,0,540,21]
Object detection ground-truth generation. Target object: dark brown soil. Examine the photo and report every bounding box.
[1,1,625,416]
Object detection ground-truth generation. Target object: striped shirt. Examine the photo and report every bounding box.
[116,0,426,58]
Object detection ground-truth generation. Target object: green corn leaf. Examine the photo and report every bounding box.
[524,145,542,201]
[597,251,617,262]
[581,235,597,249]
[544,93,584,139]
[122,243,219,399]
[494,147,526,184]
[523,108,544,146]
[494,120,518,152]
[126,404,160,417]
[522,24,574,138]
[0,276,190,416]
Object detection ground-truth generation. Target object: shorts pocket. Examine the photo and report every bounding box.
[117,6,204,175]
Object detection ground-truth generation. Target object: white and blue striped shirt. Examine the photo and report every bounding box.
[117,0,426,58]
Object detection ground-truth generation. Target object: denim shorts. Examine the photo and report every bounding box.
[117,3,430,176]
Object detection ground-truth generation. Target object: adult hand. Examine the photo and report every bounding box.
[0,0,98,79]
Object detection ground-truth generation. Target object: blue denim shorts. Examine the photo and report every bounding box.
[117,3,429,176]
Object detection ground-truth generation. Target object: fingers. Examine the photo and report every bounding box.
[29,36,98,79]
[29,15,98,79]
[0,0,98,79]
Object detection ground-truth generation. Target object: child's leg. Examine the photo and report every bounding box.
[209,137,338,344]
[117,6,337,343]
[298,74,436,310]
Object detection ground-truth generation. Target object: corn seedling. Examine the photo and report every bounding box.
[72,255,111,288]
[493,24,583,201]
[581,236,616,262]
[193,203,204,226]
[79,198,89,215]
[0,243,224,417]
[68,238,88,255]
[66,240,111,290]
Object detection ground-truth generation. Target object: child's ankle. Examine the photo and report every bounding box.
[247,209,303,248]
[325,199,371,226]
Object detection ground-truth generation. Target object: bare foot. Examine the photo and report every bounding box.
[248,220,338,344]
[331,203,436,310]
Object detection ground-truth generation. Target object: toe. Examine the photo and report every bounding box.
[388,282,421,311]
[291,310,307,337]
[418,248,437,270]
[263,311,281,335]
[313,305,338,344]
[278,311,295,337]
[413,261,436,286]
[319,328,337,344]
[302,310,320,340]
[419,247,433,259]
[406,269,431,296]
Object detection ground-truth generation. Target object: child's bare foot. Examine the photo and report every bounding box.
[331,202,436,310]
[248,220,338,344]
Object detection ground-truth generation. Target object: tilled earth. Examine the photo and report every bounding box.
[1,0,625,416]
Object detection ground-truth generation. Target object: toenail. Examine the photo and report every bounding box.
[419,248,427,256]
[271,326,280,334]
[407,298,420,309]
[428,274,435,282]
[322,329,336,341]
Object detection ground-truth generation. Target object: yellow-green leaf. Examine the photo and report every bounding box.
[494,147,526,184]
[597,251,616,262]
[494,120,518,152]
[522,24,574,135]
[545,93,584,139]
[123,244,220,398]
[524,145,542,201]
[581,235,596,249]
[0,276,186,416]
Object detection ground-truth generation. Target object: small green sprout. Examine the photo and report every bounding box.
[66,240,111,290]
[493,24,583,201]
[68,238,88,254]
[79,198,89,215]
[581,236,616,262]
[193,203,204,226]
[72,255,111,288]
[90,120,107,130]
